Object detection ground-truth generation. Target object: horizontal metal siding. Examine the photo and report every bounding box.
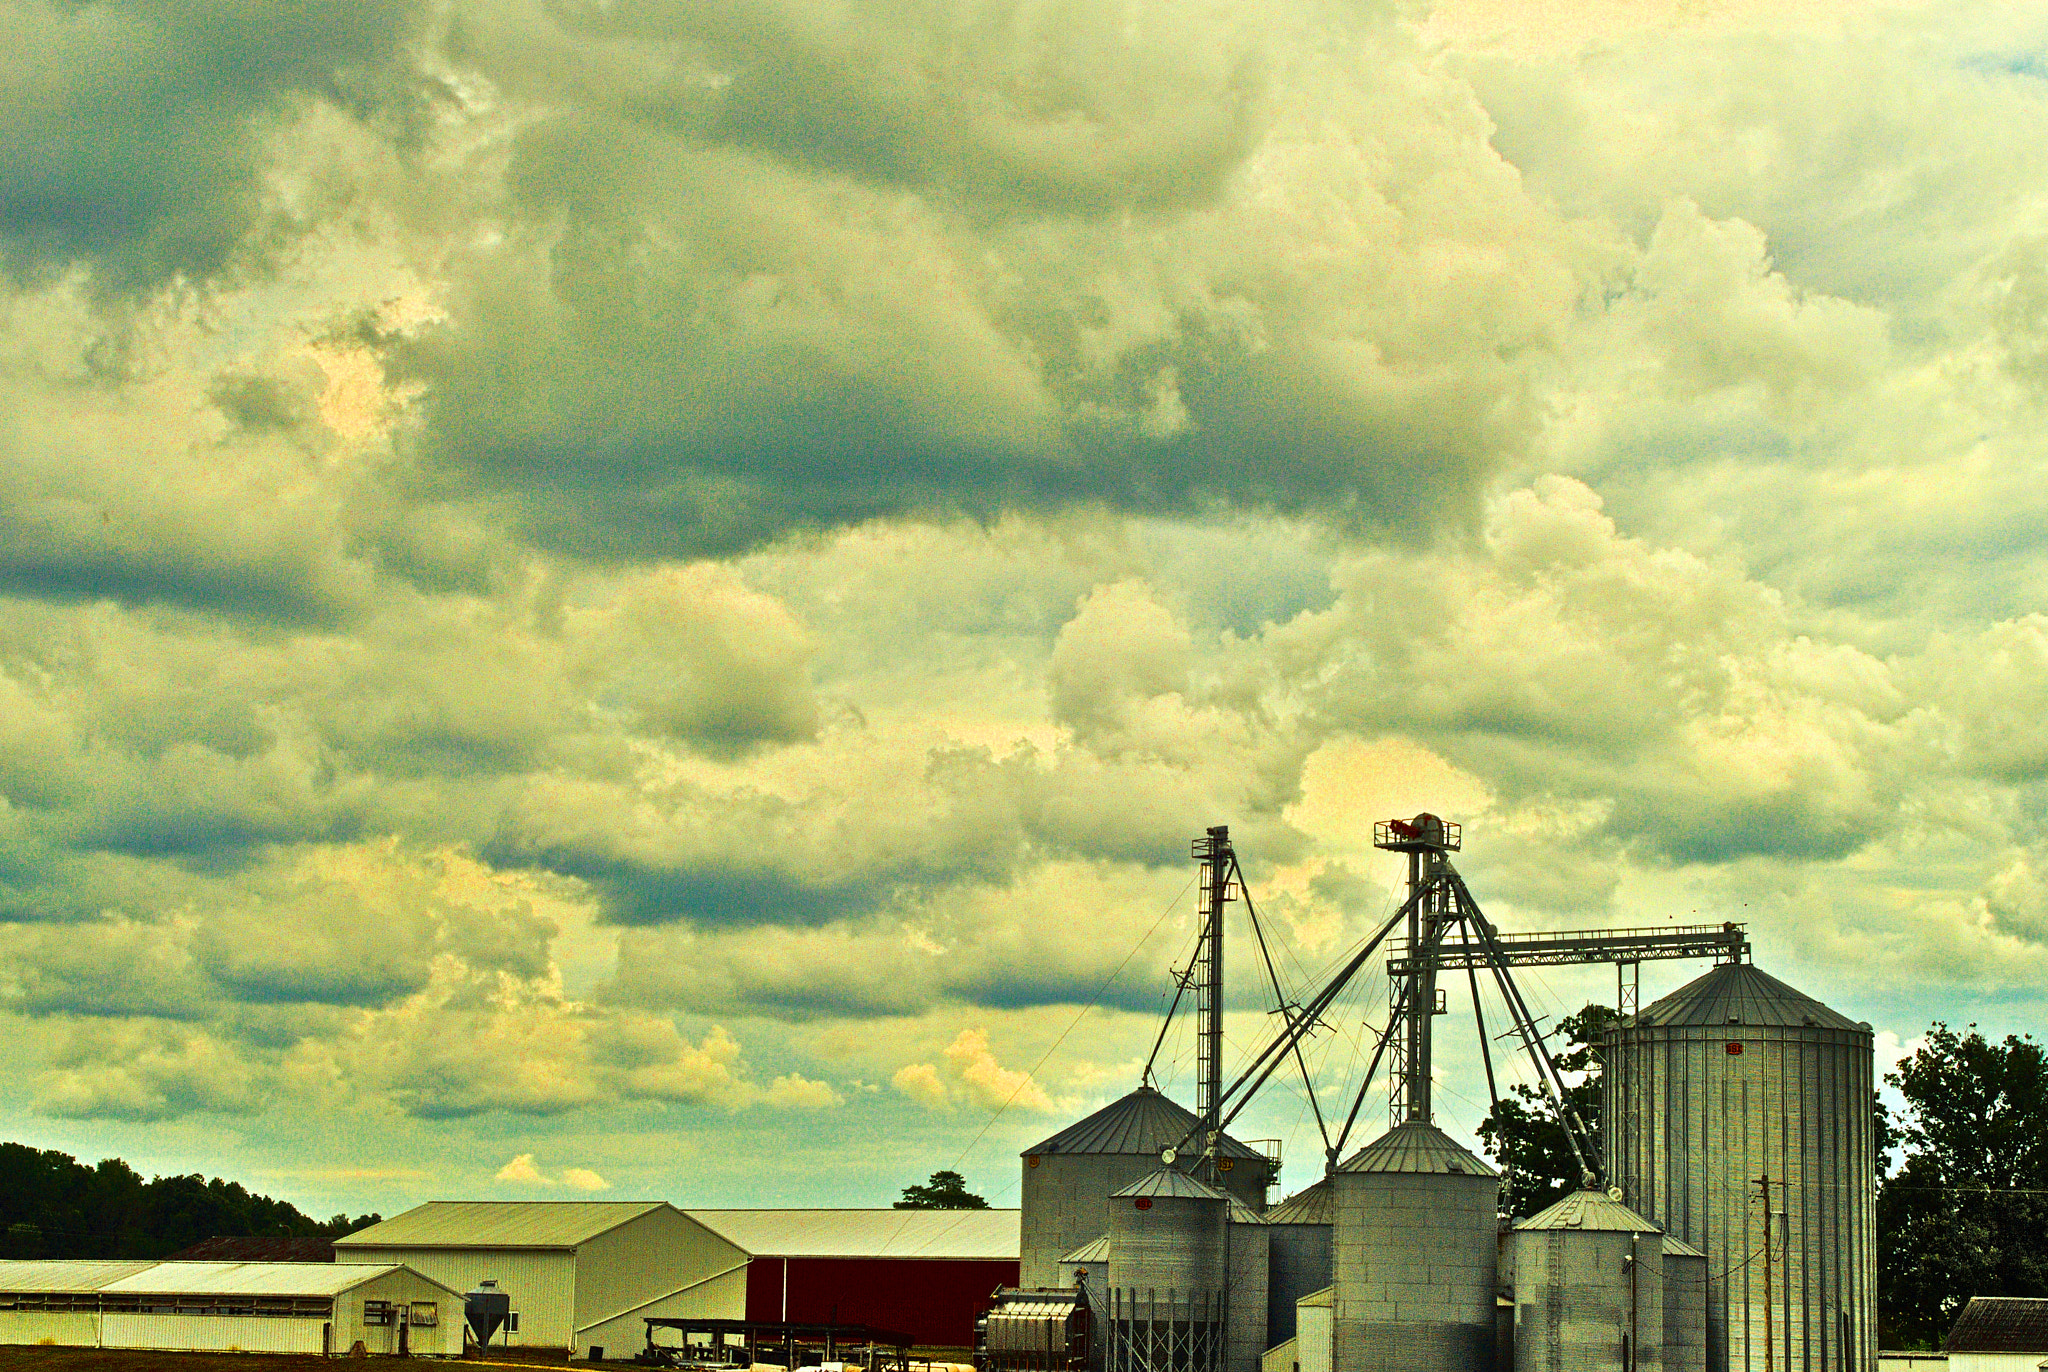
[745,1257,1018,1348]
[101,1314,327,1353]
[0,1311,100,1346]
[339,1245,575,1347]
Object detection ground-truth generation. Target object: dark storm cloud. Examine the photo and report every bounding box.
[385,0,1580,560]
[0,0,428,289]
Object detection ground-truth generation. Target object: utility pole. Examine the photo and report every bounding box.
[1755,1172,1774,1372]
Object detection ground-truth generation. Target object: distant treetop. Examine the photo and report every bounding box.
[0,1141,378,1261]
[895,1170,990,1209]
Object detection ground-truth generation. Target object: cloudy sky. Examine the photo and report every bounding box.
[2,0,2046,1218]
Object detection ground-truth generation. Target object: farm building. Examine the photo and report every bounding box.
[336,1201,750,1357]
[337,1201,1020,1357]
[1945,1296,2048,1370]
[0,1259,462,1355]
[685,1208,1020,1349]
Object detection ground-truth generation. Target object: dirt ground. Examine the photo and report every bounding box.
[0,1351,594,1372]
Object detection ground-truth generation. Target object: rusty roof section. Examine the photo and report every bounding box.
[1946,1297,2048,1352]
[163,1235,335,1263]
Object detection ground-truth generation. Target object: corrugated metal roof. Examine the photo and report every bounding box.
[1225,1199,1265,1226]
[1111,1169,1228,1201]
[1265,1178,1333,1225]
[684,1209,1019,1260]
[1060,1236,1110,1264]
[1516,1190,1662,1234]
[1946,1297,2048,1352]
[164,1236,334,1263]
[102,1263,421,1297]
[335,1200,669,1250]
[1633,963,1865,1032]
[0,1260,156,1292]
[1022,1087,1264,1159]
[989,1295,1080,1319]
[1663,1236,1706,1259]
[1336,1122,1497,1177]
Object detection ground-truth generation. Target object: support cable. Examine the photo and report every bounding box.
[1454,876,1596,1186]
[1232,854,1332,1157]
[1207,884,1425,1137]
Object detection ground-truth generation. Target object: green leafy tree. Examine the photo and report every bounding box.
[1476,1004,1614,1219]
[895,1170,990,1209]
[0,1141,376,1259]
[1878,1024,2048,1349]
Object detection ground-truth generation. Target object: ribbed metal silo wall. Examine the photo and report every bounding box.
[1106,1194,1227,1372]
[1510,1228,1665,1372]
[1021,1155,1168,1288]
[1330,1171,1499,1371]
[1225,1220,1270,1372]
[1266,1222,1331,1345]
[1664,1247,1708,1372]
[1604,1023,1874,1372]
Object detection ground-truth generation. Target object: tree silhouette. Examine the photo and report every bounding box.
[895,1170,990,1209]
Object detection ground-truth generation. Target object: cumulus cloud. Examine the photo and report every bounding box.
[8,0,2048,1207]
[495,1154,611,1190]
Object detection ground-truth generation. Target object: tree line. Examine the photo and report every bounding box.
[1478,1008,2046,1350]
[0,1141,378,1261]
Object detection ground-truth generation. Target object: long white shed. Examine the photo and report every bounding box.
[0,1259,464,1355]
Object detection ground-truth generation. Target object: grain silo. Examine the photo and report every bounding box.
[1105,1169,1229,1372]
[1330,1122,1500,1371]
[1223,1198,1270,1372]
[1264,1178,1333,1347]
[1019,1087,1273,1288]
[1509,1189,1667,1372]
[1604,962,1874,1372]
[1663,1237,1708,1372]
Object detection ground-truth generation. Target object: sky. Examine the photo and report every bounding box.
[2,0,2047,1221]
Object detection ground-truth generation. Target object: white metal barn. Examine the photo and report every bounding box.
[0,1259,463,1355]
[336,1201,750,1356]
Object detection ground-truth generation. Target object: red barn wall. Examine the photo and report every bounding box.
[744,1256,1019,1348]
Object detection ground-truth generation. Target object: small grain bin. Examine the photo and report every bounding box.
[1330,1121,1500,1371]
[1105,1168,1229,1372]
[1510,1189,1667,1372]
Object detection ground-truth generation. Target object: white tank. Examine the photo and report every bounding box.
[1509,1189,1668,1372]
[1330,1121,1500,1371]
[1605,962,1875,1372]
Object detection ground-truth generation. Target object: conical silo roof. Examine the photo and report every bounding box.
[1335,1121,1497,1177]
[1112,1167,1230,1200]
[1061,1235,1111,1264]
[1265,1177,1334,1225]
[1516,1189,1662,1234]
[1022,1085,1265,1159]
[1633,962,1864,1031]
